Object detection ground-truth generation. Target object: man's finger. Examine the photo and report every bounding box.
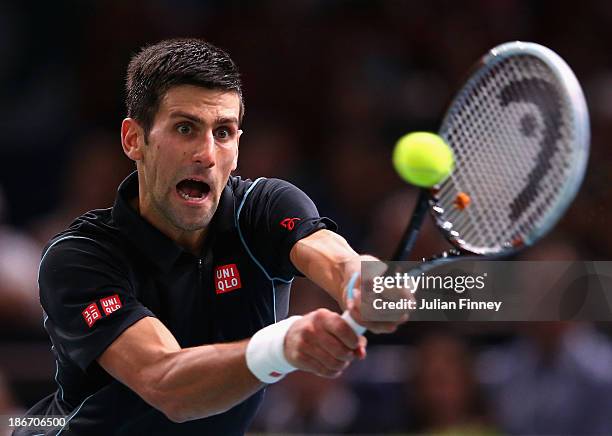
[354,335,368,360]
[321,312,360,350]
[361,321,401,334]
[294,351,339,378]
[314,330,356,362]
[301,339,350,372]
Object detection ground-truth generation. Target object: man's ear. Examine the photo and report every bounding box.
[232,129,243,171]
[121,118,146,161]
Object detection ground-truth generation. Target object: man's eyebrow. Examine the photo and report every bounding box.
[215,116,239,126]
[169,111,204,124]
[168,112,239,126]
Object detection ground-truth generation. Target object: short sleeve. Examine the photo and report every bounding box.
[39,236,155,371]
[238,178,337,279]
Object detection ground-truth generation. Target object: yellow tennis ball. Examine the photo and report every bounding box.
[392,132,454,187]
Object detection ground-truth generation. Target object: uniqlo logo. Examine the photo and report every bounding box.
[100,294,122,316]
[215,264,242,294]
[82,303,102,328]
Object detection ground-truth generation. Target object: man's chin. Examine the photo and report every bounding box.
[160,203,211,231]
[174,214,214,232]
[169,197,217,226]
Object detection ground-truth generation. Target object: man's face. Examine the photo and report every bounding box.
[137,85,241,233]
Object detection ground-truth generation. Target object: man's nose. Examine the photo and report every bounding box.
[192,131,215,167]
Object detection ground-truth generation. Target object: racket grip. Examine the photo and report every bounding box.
[341,310,367,335]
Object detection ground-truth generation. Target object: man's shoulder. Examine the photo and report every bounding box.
[228,175,300,203]
[43,207,125,262]
[227,175,267,197]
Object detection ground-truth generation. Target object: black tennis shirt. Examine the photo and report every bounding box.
[19,172,336,436]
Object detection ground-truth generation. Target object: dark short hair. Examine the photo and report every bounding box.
[126,38,244,139]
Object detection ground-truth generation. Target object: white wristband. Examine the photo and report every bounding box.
[246,315,302,384]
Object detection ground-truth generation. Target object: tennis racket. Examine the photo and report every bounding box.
[342,41,590,334]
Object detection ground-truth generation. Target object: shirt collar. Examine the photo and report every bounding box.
[111,171,235,271]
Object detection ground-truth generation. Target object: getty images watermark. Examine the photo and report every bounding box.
[372,270,498,311]
[361,261,612,322]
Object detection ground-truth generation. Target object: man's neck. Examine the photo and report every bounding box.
[130,197,207,256]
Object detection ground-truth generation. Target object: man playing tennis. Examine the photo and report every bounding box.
[16,39,402,435]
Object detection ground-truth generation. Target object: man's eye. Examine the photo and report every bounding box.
[176,124,192,135]
[215,127,231,140]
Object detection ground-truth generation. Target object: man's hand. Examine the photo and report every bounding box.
[290,230,409,335]
[341,254,409,334]
[344,275,408,333]
[284,308,367,378]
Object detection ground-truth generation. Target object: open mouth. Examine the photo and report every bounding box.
[176,178,211,202]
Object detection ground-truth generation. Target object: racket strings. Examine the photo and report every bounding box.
[436,55,576,254]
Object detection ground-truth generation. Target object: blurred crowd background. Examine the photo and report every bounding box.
[0,1,611,434]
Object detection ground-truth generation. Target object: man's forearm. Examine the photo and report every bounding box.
[142,340,263,422]
[290,229,361,308]
[289,230,400,334]
[100,317,300,424]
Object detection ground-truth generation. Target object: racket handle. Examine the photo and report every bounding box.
[341,310,367,335]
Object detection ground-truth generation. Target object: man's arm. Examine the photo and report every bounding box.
[290,229,403,333]
[98,316,259,423]
[98,308,364,423]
